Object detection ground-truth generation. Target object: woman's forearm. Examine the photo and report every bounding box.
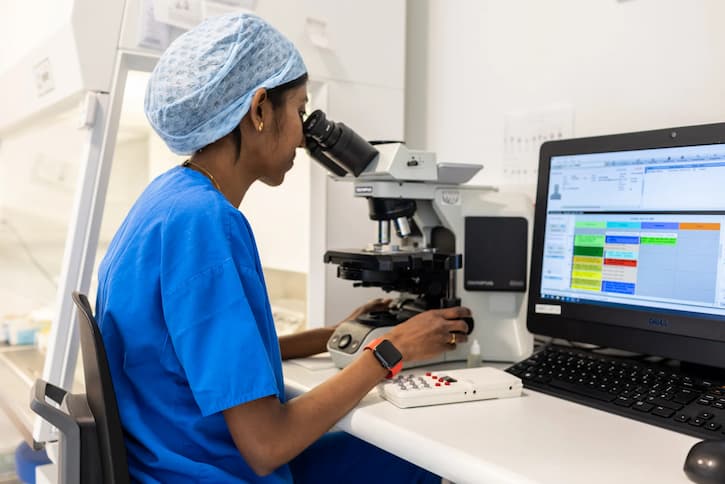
[279,327,335,359]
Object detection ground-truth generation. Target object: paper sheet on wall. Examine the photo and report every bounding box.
[203,0,257,18]
[137,0,171,50]
[305,17,330,50]
[153,0,203,29]
[503,105,574,185]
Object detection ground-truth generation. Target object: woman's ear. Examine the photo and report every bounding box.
[249,88,268,133]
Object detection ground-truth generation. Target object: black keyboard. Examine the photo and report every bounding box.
[506,345,725,440]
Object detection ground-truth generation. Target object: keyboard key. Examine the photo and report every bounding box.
[675,414,690,423]
[615,397,634,407]
[672,389,698,405]
[652,406,675,418]
[532,375,551,384]
[706,422,722,431]
[698,412,714,421]
[549,379,617,402]
[697,398,711,406]
[644,396,682,411]
[632,401,654,413]
[689,418,705,427]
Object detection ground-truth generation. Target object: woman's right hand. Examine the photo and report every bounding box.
[384,306,472,363]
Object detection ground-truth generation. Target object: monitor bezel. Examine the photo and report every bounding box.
[528,122,725,368]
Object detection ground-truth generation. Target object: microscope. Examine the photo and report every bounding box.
[303,110,534,369]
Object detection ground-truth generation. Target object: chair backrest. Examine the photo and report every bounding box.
[72,291,130,484]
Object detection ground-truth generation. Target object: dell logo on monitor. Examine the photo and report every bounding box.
[648,317,668,328]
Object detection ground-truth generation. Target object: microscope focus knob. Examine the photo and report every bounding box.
[463,317,474,335]
[338,334,352,349]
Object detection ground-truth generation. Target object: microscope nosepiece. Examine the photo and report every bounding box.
[378,220,392,245]
[394,217,412,238]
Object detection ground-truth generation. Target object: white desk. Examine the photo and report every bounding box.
[283,356,699,484]
[0,346,45,444]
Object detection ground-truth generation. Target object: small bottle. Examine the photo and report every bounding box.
[467,339,482,368]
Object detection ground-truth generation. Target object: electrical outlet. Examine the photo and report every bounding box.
[31,155,74,190]
[33,58,54,97]
[503,105,574,184]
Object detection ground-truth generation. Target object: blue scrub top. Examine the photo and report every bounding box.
[96,166,291,483]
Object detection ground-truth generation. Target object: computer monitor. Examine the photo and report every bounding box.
[528,122,725,369]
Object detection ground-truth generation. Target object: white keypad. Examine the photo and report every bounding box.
[379,367,523,408]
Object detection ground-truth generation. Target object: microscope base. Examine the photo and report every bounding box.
[326,320,445,369]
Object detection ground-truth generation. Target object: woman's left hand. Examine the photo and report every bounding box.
[279,297,392,359]
[340,297,393,325]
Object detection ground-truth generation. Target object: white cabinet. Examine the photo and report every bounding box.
[256,0,405,89]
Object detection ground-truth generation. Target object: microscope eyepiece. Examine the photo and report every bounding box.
[303,109,379,177]
[303,110,335,144]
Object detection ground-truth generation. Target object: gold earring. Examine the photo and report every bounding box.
[257,121,264,132]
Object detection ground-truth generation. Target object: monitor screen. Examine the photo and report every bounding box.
[528,123,725,368]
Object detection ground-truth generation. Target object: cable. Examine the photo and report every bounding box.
[0,217,57,289]
[534,336,604,351]
[566,340,605,351]
[533,336,554,350]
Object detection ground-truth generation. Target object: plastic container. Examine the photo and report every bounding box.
[467,339,482,368]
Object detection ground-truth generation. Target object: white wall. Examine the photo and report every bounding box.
[0,1,72,73]
[0,111,86,225]
[406,0,725,194]
[241,154,312,274]
[244,0,407,325]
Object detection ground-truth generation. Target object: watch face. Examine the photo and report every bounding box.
[375,339,403,368]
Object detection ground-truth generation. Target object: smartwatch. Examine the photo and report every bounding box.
[364,338,403,379]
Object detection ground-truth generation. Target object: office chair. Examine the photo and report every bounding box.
[30,291,130,484]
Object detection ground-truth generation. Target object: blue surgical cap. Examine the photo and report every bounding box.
[144,13,307,155]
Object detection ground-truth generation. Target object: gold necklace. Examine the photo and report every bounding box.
[182,159,221,191]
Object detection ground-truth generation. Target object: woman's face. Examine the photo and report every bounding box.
[256,84,308,186]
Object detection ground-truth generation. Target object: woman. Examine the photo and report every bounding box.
[96,12,471,483]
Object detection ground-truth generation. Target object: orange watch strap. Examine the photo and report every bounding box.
[387,360,403,379]
[364,337,402,379]
[364,337,384,351]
